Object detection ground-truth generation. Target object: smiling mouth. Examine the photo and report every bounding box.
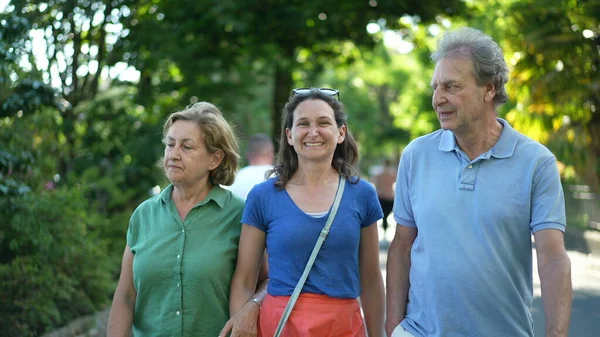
[304,142,325,147]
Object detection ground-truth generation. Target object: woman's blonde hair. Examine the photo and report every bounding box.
[163,102,240,185]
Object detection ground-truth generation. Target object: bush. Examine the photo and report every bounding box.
[0,187,114,337]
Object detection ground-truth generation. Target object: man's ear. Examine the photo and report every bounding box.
[484,82,496,103]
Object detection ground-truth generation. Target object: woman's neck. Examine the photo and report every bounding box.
[172,180,213,206]
[290,165,339,187]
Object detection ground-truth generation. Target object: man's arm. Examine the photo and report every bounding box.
[534,228,572,337]
[385,225,417,337]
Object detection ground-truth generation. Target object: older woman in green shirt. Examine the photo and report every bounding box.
[107,102,266,337]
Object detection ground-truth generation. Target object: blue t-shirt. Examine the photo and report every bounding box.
[243,177,383,298]
[394,118,566,337]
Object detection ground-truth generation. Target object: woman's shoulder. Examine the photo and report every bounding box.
[132,189,166,214]
[220,186,245,210]
[345,176,377,194]
[252,177,280,192]
[244,177,280,201]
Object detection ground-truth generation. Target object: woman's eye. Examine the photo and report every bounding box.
[184,146,192,150]
[166,143,174,147]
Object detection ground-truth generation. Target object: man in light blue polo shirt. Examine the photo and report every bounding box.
[385,27,572,337]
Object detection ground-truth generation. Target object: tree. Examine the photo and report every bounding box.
[505,0,600,191]
[5,0,134,181]
[119,0,466,143]
[463,0,600,191]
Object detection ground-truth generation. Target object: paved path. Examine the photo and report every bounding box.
[378,229,600,337]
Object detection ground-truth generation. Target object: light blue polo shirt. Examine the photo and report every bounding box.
[393,118,566,337]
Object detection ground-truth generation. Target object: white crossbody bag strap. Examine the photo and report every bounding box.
[273,176,346,337]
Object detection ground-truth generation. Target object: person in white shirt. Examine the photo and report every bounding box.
[229,133,274,199]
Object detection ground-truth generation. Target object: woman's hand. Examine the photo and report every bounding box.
[219,300,260,337]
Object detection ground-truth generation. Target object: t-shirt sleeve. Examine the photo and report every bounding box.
[241,185,267,232]
[530,155,566,233]
[393,148,416,227]
[126,211,138,254]
[361,180,384,228]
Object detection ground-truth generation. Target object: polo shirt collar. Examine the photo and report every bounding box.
[438,118,518,159]
[159,183,227,208]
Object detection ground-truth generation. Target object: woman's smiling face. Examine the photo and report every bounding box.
[286,99,346,164]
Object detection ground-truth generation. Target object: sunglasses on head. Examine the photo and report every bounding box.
[292,87,340,101]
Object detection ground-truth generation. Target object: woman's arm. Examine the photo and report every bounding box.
[219,225,266,337]
[359,223,385,337]
[107,245,137,337]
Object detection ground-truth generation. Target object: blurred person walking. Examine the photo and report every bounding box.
[373,158,397,238]
[229,133,274,199]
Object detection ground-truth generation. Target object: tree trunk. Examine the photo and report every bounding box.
[272,62,293,151]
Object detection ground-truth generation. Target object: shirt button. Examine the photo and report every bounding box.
[181,229,185,233]
[176,254,181,259]
[176,311,181,315]
[177,283,180,288]
[467,164,473,169]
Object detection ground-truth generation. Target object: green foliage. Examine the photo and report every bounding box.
[2,2,599,335]
[0,12,58,118]
[0,67,159,336]
[119,0,467,141]
[458,0,600,191]
[0,188,113,337]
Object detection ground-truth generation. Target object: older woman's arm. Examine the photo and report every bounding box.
[107,245,137,337]
[360,223,385,337]
[219,225,266,337]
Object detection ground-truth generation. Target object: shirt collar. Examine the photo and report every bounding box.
[159,183,227,208]
[438,118,518,159]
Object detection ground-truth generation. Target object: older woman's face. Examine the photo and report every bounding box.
[163,120,221,187]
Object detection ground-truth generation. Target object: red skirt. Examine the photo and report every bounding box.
[258,293,366,337]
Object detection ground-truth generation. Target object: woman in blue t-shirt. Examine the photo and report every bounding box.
[225,88,385,337]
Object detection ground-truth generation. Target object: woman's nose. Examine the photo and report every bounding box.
[168,145,181,159]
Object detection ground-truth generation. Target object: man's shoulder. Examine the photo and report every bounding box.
[514,132,556,160]
[404,129,445,154]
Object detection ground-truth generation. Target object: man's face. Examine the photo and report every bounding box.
[430,56,494,135]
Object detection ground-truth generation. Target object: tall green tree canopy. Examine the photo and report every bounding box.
[119,0,466,140]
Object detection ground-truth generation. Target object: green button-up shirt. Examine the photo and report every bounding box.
[127,184,244,337]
